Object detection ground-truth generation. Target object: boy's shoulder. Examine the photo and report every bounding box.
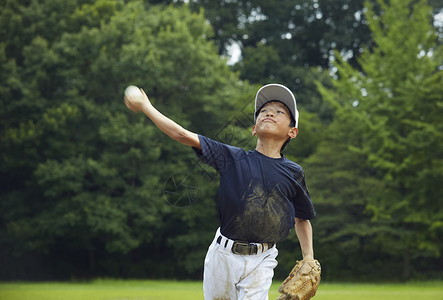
[281,156,302,168]
[281,157,305,179]
[198,134,248,160]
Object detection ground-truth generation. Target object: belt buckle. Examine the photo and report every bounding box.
[232,241,256,255]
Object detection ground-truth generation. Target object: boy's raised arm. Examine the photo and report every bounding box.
[124,87,201,149]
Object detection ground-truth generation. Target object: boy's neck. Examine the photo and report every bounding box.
[255,138,284,158]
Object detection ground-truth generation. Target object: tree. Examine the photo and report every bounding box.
[0,0,255,279]
[183,1,373,119]
[308,0,443,280]
[183,0,443,136]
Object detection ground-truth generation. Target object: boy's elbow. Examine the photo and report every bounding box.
[175,129,189,143]
[174,129,200,148]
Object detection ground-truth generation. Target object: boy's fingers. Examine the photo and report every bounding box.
[124,98,135,111]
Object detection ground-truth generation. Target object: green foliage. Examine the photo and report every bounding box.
[309,0,443,280]
[186,0,375,121]
[1,0,443,282]
[0,0,254,279]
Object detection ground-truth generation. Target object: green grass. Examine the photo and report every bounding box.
[0,280,442,300]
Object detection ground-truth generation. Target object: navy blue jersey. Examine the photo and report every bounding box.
[193,135,315,243]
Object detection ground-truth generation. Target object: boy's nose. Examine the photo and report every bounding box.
[266,111,274,116]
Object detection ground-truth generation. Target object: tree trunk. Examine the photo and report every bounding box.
[402,251,411,281]
[89,250,95,271]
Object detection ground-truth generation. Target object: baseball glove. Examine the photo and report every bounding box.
[278,259,321,300]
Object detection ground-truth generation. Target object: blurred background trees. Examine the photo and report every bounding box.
[1,0,442,281]
[306,0,443,280]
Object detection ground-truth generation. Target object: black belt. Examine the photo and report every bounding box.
[216,236,275,255]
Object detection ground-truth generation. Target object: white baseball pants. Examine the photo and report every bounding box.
[203,228,278,300]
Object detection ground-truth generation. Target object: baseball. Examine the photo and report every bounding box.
[124,85,144,104]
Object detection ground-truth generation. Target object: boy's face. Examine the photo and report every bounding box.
[252,101,298,140]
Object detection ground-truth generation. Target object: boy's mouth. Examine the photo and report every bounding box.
[262,118,275,123]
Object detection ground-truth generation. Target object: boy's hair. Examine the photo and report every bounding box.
[254,100,296,153]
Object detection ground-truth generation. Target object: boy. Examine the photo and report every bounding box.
[125,83,316,300]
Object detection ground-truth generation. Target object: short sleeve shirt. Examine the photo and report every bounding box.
[194,135,315,243]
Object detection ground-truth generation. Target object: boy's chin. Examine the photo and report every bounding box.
[256,130,288,140]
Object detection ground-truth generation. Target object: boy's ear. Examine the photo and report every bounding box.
[252,125,257,136]
[288,127,298,139]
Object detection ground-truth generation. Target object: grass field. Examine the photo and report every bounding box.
[0,280,442,300]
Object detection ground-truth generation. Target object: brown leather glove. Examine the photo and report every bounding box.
[278,259,321,300]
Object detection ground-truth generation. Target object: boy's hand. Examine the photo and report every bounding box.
[124,86,151,113]
[278,259,321,300]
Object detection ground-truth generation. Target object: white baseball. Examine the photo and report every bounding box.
[124,85,144,104]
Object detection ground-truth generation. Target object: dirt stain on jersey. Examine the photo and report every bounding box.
[232,183,294,242]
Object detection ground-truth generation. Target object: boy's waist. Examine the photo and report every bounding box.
[216,229,275,255]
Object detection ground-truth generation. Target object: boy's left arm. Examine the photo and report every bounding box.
[294,217,314,260]
[277,217,321,299]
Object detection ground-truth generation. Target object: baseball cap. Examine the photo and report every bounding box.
[254,83,299,128]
